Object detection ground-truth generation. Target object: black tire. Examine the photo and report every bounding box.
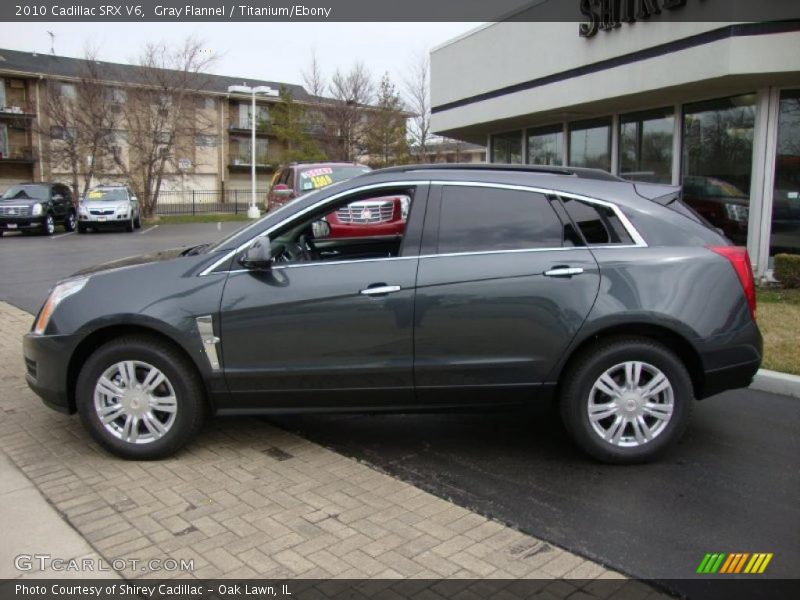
[64,210,77,232]
[134,214,142,229]
[76,335,205,460]
[559,337,693,464]
[125,216,134,233]
[77,223,87,234]
[41,213,55,236]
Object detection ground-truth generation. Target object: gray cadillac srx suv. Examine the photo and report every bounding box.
[22,165,762,463]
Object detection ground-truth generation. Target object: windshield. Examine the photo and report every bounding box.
[296,165,371,194]
[85,188,127,201]
[1,185,49,201]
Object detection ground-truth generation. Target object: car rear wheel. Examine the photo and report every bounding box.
[64,210,76,232]
[41,214,55,236]
[560,337,692,464]
[76,336,204,459]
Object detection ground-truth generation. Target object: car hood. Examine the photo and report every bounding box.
[0,197,44,206]
[81,201,127,210]
[72,247,187,277]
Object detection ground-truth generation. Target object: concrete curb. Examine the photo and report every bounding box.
[750,369,800,398]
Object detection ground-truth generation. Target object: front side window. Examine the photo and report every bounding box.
[265,188,416,264]
[491,131,523,164]
[569,119,611,170]
[436,186,565,254]
[620,108,674,183]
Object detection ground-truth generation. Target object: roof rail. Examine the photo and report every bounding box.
[375,163,623,181]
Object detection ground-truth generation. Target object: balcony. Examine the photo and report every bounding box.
[0,105,36,120]
[228,121,272,136]
[0,144,35,163]
[228,152,272,172]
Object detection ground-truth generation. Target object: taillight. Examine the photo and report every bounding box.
[707,246,756,320]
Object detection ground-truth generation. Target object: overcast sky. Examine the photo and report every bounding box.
[1,22,479,90]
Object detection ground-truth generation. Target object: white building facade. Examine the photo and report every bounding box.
[430,19,800,277]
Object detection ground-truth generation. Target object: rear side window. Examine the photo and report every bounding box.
[559,197,634,245]
[437,186,565,254]
[654,191,716,230]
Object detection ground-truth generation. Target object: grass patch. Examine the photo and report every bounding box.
[756,288,800,375]
[144,213,252,224]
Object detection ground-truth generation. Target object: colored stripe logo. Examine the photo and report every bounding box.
[697,553,773,574]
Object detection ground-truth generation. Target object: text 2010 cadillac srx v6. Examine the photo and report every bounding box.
[23,165,762,463]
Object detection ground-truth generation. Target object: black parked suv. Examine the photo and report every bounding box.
[22,165,762,463]
[0,183,77,236]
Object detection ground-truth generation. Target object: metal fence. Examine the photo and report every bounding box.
[154,189,271,216]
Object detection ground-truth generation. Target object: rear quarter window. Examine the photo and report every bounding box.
[559,197,634,246]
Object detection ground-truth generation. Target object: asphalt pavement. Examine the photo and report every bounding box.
[1,223,797,598]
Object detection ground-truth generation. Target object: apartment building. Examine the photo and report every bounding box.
[0,47,334,194]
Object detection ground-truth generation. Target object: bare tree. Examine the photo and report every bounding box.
[111,37,215,216]
[327,62,374,161]
[364,73,408,167]
[38,48,118,203]
[404,53,433,162]
[302,50,327,98]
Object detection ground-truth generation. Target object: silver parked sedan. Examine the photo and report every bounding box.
[77,185,141,233]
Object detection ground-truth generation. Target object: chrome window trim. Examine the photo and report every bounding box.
[200,179,647,276]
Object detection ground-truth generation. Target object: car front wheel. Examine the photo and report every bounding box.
[560,337,692,464]
[41,214,55,236]
[76,336,204,459]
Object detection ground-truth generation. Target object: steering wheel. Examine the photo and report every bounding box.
[299,234,319,261]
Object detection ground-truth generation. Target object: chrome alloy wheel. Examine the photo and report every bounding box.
[587,361,674,448]
[44,214,55,235]
[93,361,178,444]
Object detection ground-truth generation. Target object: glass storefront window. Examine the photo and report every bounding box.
[770,89,800,257]
[569,119,611,170]
[527,126,564,166]
[491,131,522,164]
[619,109,674,183]
[682,94,756,246]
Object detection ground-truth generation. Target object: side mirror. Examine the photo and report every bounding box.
[311,219,330,239]
[272,183,293,197]
[239,236,272,270]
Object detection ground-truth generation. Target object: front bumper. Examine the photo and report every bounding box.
[23,332,76,414]
[0,215,45,232]
[80,214,130,227]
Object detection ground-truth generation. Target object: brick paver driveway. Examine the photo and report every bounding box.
[0,300,664,599]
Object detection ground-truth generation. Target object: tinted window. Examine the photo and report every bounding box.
[560,197,633,245]
[437,186,564,254]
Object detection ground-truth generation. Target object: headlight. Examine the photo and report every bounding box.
[32,203,43,216]
[33,277,89,335]
[78,203,88,215]
[724,203,749,223]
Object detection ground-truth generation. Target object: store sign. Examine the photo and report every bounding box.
[579,0,688,38]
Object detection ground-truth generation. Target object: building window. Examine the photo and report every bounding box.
[682,94,756,246]
[60,83,77,99]
[769,89,800,257]
[491,131,522,164]
[619,108,674,183]
[0,78,6,108]
[0,124,8,157]
[108,88,127,104]
[237,103,270,129]
[195,134,219,147]
[50,126,76,141]
[569,119,611,170]
[527,126,564,166]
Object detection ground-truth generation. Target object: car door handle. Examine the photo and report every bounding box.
[360,285,402,296]
[544,267,584,277]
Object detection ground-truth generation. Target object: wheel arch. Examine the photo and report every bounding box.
[66,324,209,413]
[552,322,705,401]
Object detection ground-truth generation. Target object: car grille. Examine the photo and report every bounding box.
[0,205,31,217]
[336,201,394,224]
[89,209,116,216]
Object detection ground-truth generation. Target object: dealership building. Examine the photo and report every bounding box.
[430,18,800,278]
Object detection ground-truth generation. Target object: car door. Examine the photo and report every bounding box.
[413,183,601,405]
[218,183,429,411]
[51,185,68,218]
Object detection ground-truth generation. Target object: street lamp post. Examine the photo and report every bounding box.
[227,84,279,219]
